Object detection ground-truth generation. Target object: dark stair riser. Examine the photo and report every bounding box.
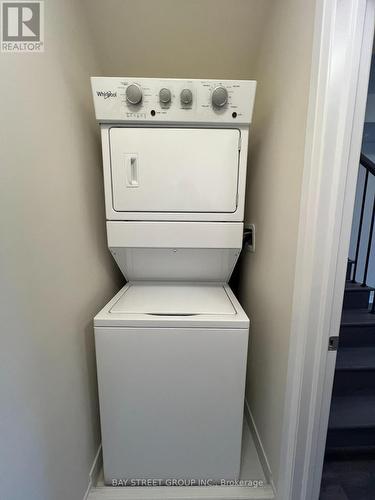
[332,370,375,396]
[326,427,375,454]
[339,325,375,348]
[343,288,372,309]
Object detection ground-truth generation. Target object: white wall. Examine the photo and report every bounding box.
[364,93,375,122]
[238,0,316,489]
[364,55,375,123]
[349,164,375,286]
[0,1,123,499]
[351,54,375,289]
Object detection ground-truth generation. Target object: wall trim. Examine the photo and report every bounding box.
[244,400,275,495]
[83,444,103,500]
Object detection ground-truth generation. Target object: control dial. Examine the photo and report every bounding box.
[126,83,142,105]
[211,86,228,108]
[180,88,193,106]
[159,88,172,104]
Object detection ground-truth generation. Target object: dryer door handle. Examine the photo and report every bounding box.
[126,154,139,187]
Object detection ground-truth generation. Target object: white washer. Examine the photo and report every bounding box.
[95,282,249,484]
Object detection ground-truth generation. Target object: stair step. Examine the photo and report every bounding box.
[339,309,375,347]
[329,394,375,430]
[332,369,375,396]
[340,325,375,347]
[341,308,375,327]
[344,282,373,292]
[343,282,373,309]
[325,435,375,456]
[336,347,375,370]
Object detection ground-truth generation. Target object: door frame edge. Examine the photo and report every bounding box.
[277,0,375,499]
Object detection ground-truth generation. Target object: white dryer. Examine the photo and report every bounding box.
[91,77,256,484]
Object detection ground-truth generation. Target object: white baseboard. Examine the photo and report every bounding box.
[244,400,276,495]
[83,444,103,500]
[87,484,274,500]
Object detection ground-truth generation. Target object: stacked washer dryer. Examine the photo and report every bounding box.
[91,77,256,485]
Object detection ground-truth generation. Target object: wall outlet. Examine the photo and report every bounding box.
[244,223,255,252]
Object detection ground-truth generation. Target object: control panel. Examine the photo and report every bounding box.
[91,77,256,125]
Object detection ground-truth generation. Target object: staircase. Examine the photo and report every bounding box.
[325,153,375,456]
[325,262,375,455]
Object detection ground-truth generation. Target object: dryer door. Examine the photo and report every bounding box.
[109,128,240,213]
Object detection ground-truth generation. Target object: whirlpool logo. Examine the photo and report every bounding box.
[1,1,44,52]
[97,90,117,99]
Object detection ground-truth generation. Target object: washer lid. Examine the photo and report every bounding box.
[110,283,236,316]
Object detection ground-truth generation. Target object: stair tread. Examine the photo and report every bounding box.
[329,394,375,429]
[344,282,374,292]
[341,308,375,326]
[336,347,375,370]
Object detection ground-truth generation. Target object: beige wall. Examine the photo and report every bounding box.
[84,0,272,79]
[238,0,316,488]
[0,1,123,499]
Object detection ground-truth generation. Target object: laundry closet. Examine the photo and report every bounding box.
[81,1,316,498]
[0,1,318,500]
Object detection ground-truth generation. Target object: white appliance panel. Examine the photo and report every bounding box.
[106,221,243,282]
[110,248,239,282]
[95,325,248,483]
[91,77,256,125]
[106,221,243,248]
[109,128,240,213]
[101,126,249,223]
[110,282,236,315]
[94,283,250,329]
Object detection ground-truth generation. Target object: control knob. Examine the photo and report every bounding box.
[211,86,228,108]
[126,83,142,105]
[180,88,193,106]
[159,88,172,104]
